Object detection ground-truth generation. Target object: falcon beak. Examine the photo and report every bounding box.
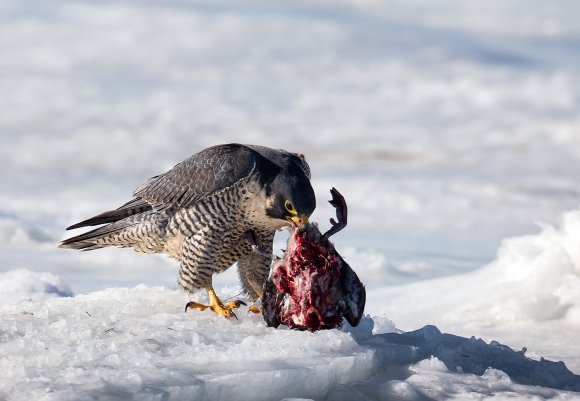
[289,215,309,226]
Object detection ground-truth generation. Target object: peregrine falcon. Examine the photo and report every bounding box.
[59,143,316,318]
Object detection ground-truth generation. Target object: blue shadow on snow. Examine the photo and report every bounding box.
[357,325,580,392]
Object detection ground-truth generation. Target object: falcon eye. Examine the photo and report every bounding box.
[284,200,296,214]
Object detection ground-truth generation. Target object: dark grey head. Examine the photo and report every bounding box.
[249,146,315,226]
[266,165,316,225]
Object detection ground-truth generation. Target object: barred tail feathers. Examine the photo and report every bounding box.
[59,212,166,253]
[65,198,152,230]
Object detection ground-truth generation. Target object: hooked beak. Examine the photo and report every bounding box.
[288,215,309,226]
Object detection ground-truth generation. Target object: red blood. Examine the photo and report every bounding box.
[268,227,343,332]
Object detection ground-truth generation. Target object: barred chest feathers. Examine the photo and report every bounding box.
[162,177,284,260]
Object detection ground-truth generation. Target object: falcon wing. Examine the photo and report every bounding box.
[66,144,258,230]
[133,143,258,211]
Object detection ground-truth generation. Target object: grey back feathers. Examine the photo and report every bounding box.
[133,144,258,211]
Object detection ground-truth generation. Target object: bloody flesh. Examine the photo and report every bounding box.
[261,228,365,332]
[258,188,365,332]
[266,225,343,331]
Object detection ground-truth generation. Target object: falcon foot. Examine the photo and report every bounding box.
[185,287,246,319]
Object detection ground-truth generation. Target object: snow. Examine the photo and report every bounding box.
[2,282,580,401]
[3,0,580,399]
[378,210,580,323]
[1,285,374,401]
[0,269,73,305]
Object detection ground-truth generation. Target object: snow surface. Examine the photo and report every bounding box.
[2,0,580,399]
[2,279,580,401]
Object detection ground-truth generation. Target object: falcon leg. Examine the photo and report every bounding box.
[185,286,246,319]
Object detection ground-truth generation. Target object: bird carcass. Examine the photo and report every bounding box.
[247,188,366,332]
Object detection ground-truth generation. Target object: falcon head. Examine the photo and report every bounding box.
[266,172,315,226]
[264,156,316,227]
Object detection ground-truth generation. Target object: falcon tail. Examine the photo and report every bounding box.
[58,222,133,251]
[59,210,165,253]
[65,198,152,230]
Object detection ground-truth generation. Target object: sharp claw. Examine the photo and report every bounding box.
[224,299,247,310]
[185,286,249,319]
[185,301,207,313]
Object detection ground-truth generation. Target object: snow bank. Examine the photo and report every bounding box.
[445,209,580,325]
[0,269,73,306]
[486,209,580,323]
[373,209,580,327]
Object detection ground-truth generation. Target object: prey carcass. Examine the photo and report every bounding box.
[247,188,366,332]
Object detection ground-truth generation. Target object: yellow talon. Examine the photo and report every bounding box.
[223,301,245,311]
[248,305,261,314]
[184,301,210,312]
[185,287,246,319]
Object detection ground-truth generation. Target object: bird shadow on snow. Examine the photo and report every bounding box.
[349,322,580,395]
